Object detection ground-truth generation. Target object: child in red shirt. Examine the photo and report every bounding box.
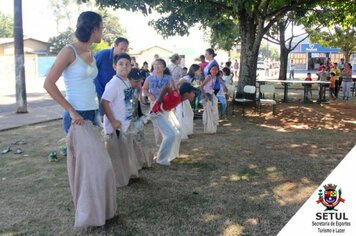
[304,72,313,101]
[151,82,195,165]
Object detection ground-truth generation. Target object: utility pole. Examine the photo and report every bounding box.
[14,0,27,113]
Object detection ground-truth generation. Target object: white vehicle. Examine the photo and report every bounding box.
[257,61,264,70]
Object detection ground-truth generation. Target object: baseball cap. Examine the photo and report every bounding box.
[128,68,143,81]
[179,82,194,95]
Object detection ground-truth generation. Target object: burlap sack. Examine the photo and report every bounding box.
[66,121,117,228]
[130,120,154,168]
[105,129,139,187]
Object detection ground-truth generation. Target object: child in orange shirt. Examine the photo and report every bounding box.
[329,72,336,100]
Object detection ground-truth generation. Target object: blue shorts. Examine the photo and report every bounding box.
[63,110,98,134]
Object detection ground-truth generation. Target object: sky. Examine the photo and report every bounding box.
[0,0,211,61]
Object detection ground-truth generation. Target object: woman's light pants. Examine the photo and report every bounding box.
[152,112,181,165]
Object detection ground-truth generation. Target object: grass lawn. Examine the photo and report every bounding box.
[0,99,355,235]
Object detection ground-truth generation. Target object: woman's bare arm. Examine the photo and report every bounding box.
[43,46,84,124]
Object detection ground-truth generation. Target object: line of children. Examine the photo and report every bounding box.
[44,11,225,230]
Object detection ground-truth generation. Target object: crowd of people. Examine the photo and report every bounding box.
[304,58,353,101]
[43,10,354,230]
[43,11,238,229]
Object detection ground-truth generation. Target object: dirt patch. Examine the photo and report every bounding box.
[0,100,355,235]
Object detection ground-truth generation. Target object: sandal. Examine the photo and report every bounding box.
[11,140,26,145]
[59,146,67,157]
[48,151,58,162]
[15,148,23,154]
[1,147,12,154]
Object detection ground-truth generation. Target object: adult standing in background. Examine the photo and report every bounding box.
[203,48,220,94]
[340,63,353,101]
[233,59,239,81]
[330,63,340,98]
[338,58,345,94]
[140,61,151,80]
[43,11,117,228]
[264,58,270,77]
[168,53,183,85]
[94,37,129,118]
[289,59,295,80]
[338,58,345,71]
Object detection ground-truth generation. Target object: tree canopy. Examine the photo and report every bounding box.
[48,2,126,54]
[309,27,356,63]
[0,12,14,37]
[100,10,126,45]
[88,0,326,92]
[303,1,356,63]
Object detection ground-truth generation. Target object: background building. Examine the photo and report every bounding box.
[0,38,55,79]
[289,42,355,71]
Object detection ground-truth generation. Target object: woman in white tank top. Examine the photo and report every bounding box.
[43,12,117,229]
[44,12,103,133]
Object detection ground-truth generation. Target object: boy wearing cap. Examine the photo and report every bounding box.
[128,68,153,168]
[151,82,195,166]
[101,53,139,187]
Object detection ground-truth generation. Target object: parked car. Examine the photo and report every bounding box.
[257,61,264,70]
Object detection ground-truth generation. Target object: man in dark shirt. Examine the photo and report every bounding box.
[94,37,129,117]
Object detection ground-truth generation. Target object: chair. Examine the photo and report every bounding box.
[232,85,256,115]
[258,84,276,115]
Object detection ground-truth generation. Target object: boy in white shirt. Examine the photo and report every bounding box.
[101,53,139,187]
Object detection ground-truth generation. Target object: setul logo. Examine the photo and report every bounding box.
[316,184,345,211]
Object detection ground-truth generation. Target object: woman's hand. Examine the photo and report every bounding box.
[69,110,84,125]
[111,119,121,130]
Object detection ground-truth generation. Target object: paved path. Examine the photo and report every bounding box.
[0,74,313,131]
[0,76,64,131]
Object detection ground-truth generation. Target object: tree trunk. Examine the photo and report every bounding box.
[342,49,351,63]
[236,11,263,98]
[278,22,293,80]
[279,47,289,80]
[279,22,287,80]
[14,0,27,113]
